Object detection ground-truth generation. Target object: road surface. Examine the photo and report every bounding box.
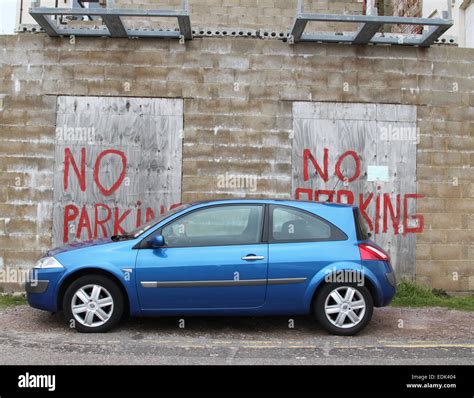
[0,305,473,365]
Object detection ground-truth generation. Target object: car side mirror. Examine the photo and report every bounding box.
[149,235,165,248]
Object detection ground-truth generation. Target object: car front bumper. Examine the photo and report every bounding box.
[25,269,63,312]
[25,280,49,294]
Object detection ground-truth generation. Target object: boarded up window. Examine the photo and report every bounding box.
[53,96,183,246]
[292,102,421,278]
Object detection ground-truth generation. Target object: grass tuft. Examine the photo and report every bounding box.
[0,295,27,308]
[392,280,474,311]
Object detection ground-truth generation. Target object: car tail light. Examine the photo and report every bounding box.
[359,243,390,261]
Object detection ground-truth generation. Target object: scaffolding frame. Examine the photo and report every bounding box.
[290,0,453,46]
[29,0,454,47]
[29,0,192,40]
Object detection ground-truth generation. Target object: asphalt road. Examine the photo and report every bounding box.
[0,305,473,365]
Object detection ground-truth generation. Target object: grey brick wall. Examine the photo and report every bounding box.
[0,29,473,292]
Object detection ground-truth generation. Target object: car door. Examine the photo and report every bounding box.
[135,204,268,311]
[266,205,354,312]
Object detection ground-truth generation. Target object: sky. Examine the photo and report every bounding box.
[0,0,17,34]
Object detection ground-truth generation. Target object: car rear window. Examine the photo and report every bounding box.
[270,205,347,243]
[353,208,370,241]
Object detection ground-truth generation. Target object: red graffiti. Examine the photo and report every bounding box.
[93,149,127,196]
[113,207,131,235]
[77,206,92,240]
[315,190,335,202]
[304,148,361,183]
[296,188,424,236]
[383,193,400,234]
[337,190,354,205]
[295,188,313,201]
[63,204,79,243]
[404,194,424,234]
[62,202,180,243]
[375,187,381,234]
[359,192,374,231]
[297,147,424,236]
[304,148,328,182]
[94,203,111,238]
[146,207,156,222]
[64,147,127,196]
[335,150,360,183]
[64,147,86,191]
[61,147,180,243]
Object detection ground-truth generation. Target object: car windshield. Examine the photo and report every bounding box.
[128,204,191,238]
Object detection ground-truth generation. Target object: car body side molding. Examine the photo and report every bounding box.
[141,278,307,288]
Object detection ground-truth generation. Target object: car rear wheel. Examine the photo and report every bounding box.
[314,283,373,336]
[63,275,124,333]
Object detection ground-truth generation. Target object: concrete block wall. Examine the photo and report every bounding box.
[0,30,473,293]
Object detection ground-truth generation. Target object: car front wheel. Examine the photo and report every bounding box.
[63,275,124,333]
[314,283,373,336]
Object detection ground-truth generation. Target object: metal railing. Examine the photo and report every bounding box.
[289,0,453,46]
[29,0,192,40]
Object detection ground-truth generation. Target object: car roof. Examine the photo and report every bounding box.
[190,198,355,209]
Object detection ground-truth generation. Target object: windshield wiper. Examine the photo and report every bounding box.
[111,234,133,241]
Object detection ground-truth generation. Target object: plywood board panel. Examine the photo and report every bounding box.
[53,96,183,246]
[292,102,419,279]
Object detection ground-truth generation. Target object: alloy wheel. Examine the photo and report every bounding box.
[71,284,114,328]
[324,286,366,329]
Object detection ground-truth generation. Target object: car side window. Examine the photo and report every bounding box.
[161,205,264,247]
[271,206,346,242]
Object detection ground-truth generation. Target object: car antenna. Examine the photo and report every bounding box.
[326,168,345,202]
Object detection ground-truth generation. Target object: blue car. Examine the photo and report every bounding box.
[26,199,396,335]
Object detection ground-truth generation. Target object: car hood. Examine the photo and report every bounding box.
[47,238,114,256]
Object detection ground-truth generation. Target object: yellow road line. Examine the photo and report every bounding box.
[131,339,474,350]
[384,343,474,349]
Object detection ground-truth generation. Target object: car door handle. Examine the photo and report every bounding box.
[242,255,265,261]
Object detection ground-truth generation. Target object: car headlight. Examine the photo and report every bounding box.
[34,256,64,269]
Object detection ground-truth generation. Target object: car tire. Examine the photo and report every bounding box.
[63,275,124,333]
[314,282,373,336]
